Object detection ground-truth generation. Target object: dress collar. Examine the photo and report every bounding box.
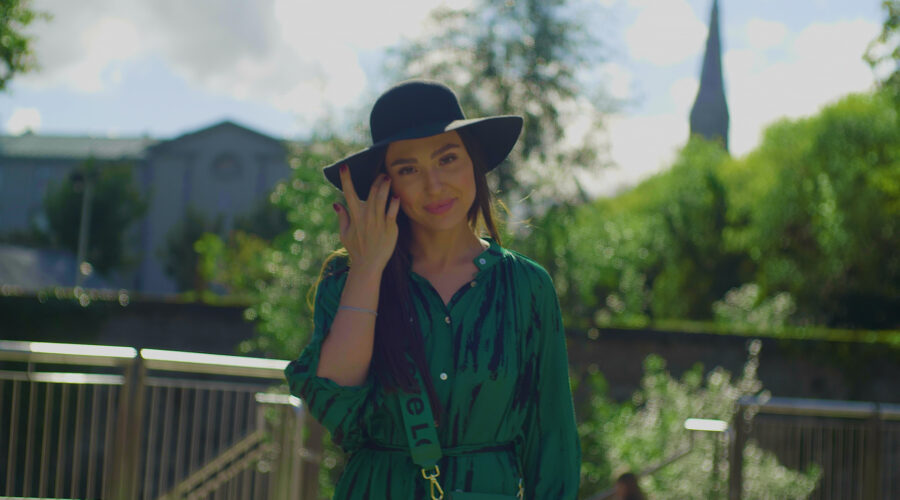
[473,237,503,272]
[407,236,504,282]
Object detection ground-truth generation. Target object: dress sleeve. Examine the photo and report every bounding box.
[521,268,582,499]
[284,265,376,452]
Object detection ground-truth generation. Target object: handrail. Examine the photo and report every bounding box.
[740,395,900,420]
[141,348,289,379]
[0,340,290,380]
[0,340,137,367]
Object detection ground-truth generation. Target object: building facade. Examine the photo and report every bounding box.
[0,120,291,295]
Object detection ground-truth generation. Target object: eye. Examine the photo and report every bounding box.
[397,165,416,175]
[439,153,458,166]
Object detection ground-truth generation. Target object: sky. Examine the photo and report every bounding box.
[0,0,886,197]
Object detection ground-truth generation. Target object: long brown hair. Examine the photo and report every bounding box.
[316,128,502,424]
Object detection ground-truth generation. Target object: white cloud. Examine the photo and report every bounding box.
[5,108,42,134]
[20,1,144,93]
[19,0,474,120]
[594,62,635,101]
[725,19,879,155]
[625,0,706,66]
[745,18,788,50]
[579,112,686,197]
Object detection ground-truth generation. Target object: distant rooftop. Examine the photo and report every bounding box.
[0,132,159,161]
[0,120,290,162]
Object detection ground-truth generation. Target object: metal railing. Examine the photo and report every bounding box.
[0,340,322,500]
[730,396,900,500]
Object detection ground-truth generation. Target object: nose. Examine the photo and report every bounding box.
[424,167,443,194]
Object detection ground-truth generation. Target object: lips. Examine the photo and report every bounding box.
[424,199,455,214]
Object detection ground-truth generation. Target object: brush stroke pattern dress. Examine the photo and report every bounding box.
[285,238,581,499]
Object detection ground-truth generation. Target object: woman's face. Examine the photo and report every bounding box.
[384,130,476,233]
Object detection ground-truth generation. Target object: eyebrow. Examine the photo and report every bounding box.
[387,143,460,168]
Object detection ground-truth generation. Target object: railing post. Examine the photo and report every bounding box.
[864,404,883,500]
[300,418,324,500]
[107,355,146,499]
[728,403,745,500]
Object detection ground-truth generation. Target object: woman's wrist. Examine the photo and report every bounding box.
[340,265,383,312]
[347,263,385,286]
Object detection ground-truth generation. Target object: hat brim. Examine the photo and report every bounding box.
[323,115,523,200]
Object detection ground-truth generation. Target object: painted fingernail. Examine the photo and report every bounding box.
[332,203,340,212]
[340,164,348,173]
[393,194,400,199]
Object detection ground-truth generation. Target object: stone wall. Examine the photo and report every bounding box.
[4,296,897,403]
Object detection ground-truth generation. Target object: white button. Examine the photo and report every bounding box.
[479,258,487,265]
[470,280,477,287]
[439,372,448,381]
[444,316,451,324]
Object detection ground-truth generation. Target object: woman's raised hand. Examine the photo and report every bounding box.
[334,165,401,274]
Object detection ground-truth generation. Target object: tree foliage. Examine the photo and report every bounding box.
[160,206,222,293]
[197,135,364,357]
[732,92,899,327]
[42,160,147,276]
[865,0,900,99]
[0,0,48,91]
[387,0,610,209]
[518,89,900,331]
[577,342,821,499]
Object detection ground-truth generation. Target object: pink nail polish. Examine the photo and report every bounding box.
[333,203,340,212]
[340,164,348,173]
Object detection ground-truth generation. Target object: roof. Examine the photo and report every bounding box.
[0,244,114,290]
[0,133,158,161]
[147,120,289,157]
[0,120,288,161]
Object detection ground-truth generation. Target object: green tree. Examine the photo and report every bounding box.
[577,342,821,499]
[197,134,364,356]
[388,0,610,209]
[519,90,899,332]
[42,160,147,276]
[160,206,222,293]
[234,197,290,241]
[737,92,899,328]
[648,138,750,320]
[0,0,48,91]
[865,0,900,99]
[513,138,751,329]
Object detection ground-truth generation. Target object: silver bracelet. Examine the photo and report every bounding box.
[338,305,378,317]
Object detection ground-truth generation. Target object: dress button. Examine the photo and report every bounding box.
[439,372,448,381]
[444,316,451,324]
[479,258,487,265]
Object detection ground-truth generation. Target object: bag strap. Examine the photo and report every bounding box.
[397,358,524,500]
[398,358,445,499]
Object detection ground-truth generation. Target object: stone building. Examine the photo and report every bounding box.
[0,120,290,294]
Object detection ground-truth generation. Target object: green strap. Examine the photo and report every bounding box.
[397,362,443,468]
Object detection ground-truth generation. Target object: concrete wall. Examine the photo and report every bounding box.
[4,293,897,404]
[566,328,900,404]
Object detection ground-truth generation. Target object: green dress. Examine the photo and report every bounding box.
[285,238,581,499]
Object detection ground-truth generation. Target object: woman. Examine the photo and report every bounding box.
[285,80,580,499]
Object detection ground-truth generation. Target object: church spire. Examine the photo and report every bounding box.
[690,0,729,151]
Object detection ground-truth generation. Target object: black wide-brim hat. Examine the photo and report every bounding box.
[323,80,523,200]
